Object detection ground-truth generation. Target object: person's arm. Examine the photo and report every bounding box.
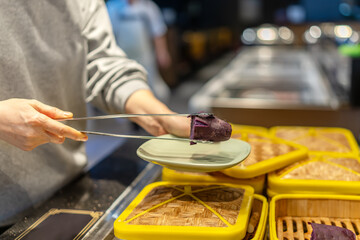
[0,99,87,151]
[81,0,149,114]
[153,34,171,68]
[80,0,189,137]
[124,89,190,137]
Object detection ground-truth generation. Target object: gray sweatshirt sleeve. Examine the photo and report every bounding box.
[80,0,150,113]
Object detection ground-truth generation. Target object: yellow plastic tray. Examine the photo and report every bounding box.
[270,126,360,156]
[266,188,280,198]
[268,153,360,195]
[244,194,268,240]
[114,181,254,240]
[220,131,308,178]
[269,194,360,240]
[162,167,265,194]
[266,187,343,198]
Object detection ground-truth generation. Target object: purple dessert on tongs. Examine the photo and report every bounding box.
[189,113,232,144]
[309,222,356,240]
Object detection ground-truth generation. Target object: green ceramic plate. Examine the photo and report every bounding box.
[136,134,251,172]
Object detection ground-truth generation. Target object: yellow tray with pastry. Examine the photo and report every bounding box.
[162,167,265,194]
[243,194,268,240]
[113,181,254,240]
[220,130,308,179]
[268,153,360,196]
[269,194,360,240]
[270,126,359,156]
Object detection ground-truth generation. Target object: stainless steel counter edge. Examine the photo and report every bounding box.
[82,163,162,240]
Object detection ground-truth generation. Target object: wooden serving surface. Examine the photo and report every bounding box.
[277,216,360,240]
[125,185,245,227]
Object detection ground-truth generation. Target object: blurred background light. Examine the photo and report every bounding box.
[304,30,318,44]
[241,28,257,44]
[349,31,359,43]
[257,27,278,42]
[309,25,322,39]
[334,25,353,38]
[339,2,352,16]
[286,5,306,24]
[278,26,294,44]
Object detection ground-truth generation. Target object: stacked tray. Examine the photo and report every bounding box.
[244,194,268,240]
[270,126,359,156]
[162,167,266,194]
[221,129,308,178]
[269,194,360,240]
[267,153,360,196]
[114,181,259,240]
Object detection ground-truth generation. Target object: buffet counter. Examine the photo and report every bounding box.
[2,46,359,240]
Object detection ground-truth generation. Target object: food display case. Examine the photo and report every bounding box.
[189,46,360,136]
[189,46,338,112]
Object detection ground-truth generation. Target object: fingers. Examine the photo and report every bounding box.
[28,100,87,141]
[0,98,87,151]
[156,115,191,138]
[16,124,80,151]
[11,130,54,151]
[132,115,190,137]
[29,99,73,120]
[36,114,88,142]
[46,122,88,141]
[130,116,167,136]
[29,101,87,142]
[45,131,65,144]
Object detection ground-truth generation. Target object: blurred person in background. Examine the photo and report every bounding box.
[0,0,189,227]
[106,0,172,103]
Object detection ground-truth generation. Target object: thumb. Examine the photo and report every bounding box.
[29,100,73,119]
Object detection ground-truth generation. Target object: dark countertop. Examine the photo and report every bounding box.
[0,136,148,240]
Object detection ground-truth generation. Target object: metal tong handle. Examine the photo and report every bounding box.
[61,113,213,121]
[81,131,213,144]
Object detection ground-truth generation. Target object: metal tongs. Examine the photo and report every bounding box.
[61,113,214,144]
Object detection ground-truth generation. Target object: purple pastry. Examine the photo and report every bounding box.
[309,222,356,240]
[189,113,232,144]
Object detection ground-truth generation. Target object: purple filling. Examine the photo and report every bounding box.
[189,113,232,144]
[309,222,356,240]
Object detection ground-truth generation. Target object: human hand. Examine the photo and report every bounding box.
[0,98,88,151]
[124,90,190,137]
